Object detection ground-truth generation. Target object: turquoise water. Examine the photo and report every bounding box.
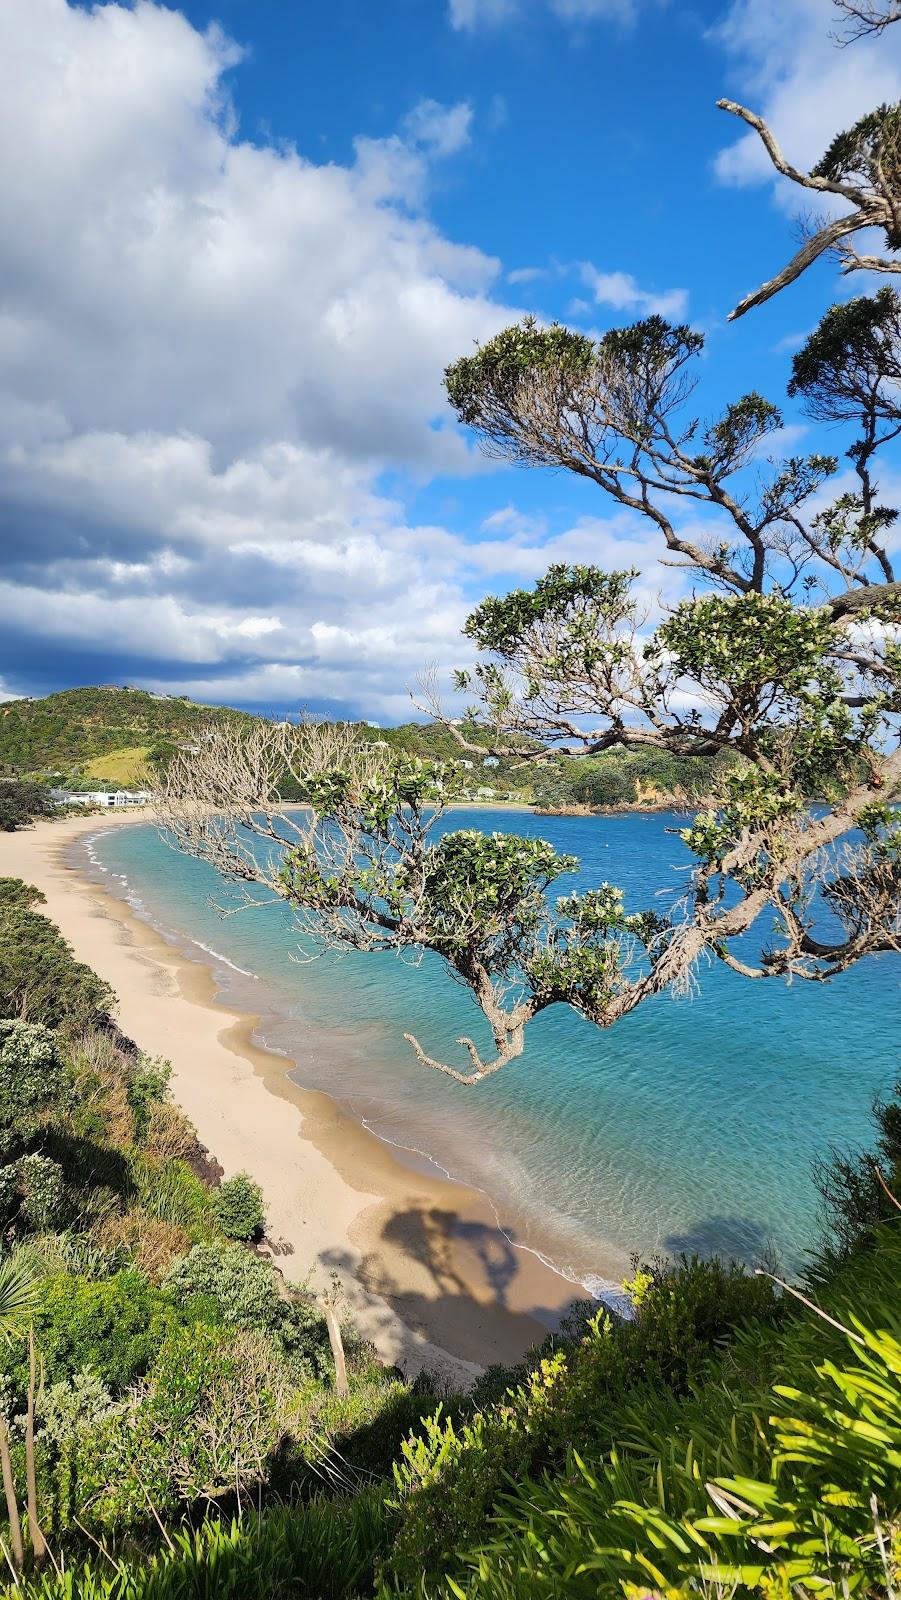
[84,809,900,1291]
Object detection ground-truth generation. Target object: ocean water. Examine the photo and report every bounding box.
[83,809,900,1294]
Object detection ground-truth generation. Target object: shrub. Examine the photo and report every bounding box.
[0,880,115,1031]
[0,1019,66,1153]
[5,1270,182,1398]
[17,1152,67,1230]
[164,1244,337,1383]
[164,1242,282,1331]
[382,1256,779,1590]
[211,1171,266,1241]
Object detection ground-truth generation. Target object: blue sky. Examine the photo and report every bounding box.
[1,0,899,720]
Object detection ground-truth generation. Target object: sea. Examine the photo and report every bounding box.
[78,807,900,1299]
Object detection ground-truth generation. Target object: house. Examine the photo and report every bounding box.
[482,755,500,768]
[50,788,151,809]
[454,758,474,770]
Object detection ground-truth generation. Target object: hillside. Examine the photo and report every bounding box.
[0,687,720,807]
[0,687,256,778]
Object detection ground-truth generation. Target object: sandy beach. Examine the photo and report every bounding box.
[0,811,581,1387]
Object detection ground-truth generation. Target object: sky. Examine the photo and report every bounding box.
[0,0,899,721]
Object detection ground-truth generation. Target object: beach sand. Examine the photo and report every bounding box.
[0,812,581,1387]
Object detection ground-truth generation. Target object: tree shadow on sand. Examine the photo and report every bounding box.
[321,1203,582,1371]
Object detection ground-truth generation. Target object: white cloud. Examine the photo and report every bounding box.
[0,0,523,714]
[581,264,689,320]
[449,0,636,29]
[712,0,901,204]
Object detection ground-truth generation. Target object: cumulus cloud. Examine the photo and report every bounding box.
[712,0,901,202]
[0,0,525,713]
[580,264,689,320]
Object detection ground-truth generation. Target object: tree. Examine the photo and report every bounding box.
[211,1171,266,1241]
[160,10,901,1084]
[716,1,901,317]
[0,781,53,833]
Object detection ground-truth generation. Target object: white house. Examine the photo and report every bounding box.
[51,788,151,809]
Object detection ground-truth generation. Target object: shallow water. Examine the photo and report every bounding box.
[85,808,900,1293]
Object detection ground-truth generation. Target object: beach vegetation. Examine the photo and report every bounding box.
[210,1170,266,1240]
[0,881,114,1034]
[0,782,54,833]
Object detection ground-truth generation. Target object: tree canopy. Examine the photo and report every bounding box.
[161,5,901,1084]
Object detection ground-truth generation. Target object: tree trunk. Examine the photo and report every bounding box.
[0,1418,24,1573]
[323,1301,349,1398]
[24,1330,46,1567]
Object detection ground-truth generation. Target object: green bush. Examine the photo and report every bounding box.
[163,1241,336,1382]
[381,1257,779,1590]
[164,1241,283,1330]
[5,1270,183,1398]
[0,1019,67,1154]
[0,880,115,1031]
[211,1170,266,1240]
[46,1322,297,1535]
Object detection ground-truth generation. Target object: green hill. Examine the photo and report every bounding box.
[0,687,256,778]
[0,686,718,807]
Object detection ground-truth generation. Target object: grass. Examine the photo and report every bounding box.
[81,748,151,785]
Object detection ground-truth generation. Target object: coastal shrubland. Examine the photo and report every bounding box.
[0,877,418,1571]
[0,878,897,1596]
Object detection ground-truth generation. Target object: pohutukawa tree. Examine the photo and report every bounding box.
[161,2,901,1084]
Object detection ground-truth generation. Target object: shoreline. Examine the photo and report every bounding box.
[1,811,584,1385]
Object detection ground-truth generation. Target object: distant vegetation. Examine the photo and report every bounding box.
[0,780,54,833]
[0,686,715,811]
[0,688,255,781]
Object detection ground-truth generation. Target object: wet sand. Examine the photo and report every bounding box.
[0,811,581,1387]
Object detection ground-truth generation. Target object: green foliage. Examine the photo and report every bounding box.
[164,1242,283,1331]
[124,1057,172,1138]
[0,879,115,1031]
[210,1171,266,1241]
[813,104,901,247]
[14,1153,67,1230]
[464,566,636,663]
[128,1152,212,1233]
[410,830,575,962]
[0,779,54,830]
[789,287,901,420]
[445,319,596,426]
[163,1242,334,1381]
[0,1019,66,1155]
[381,1256,779,1591]
[605,1318,901,1599]
[9,1489,396,1600]
[655,591,835,699]
[5,1270,182,1398]
[0,1253,39,1338]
